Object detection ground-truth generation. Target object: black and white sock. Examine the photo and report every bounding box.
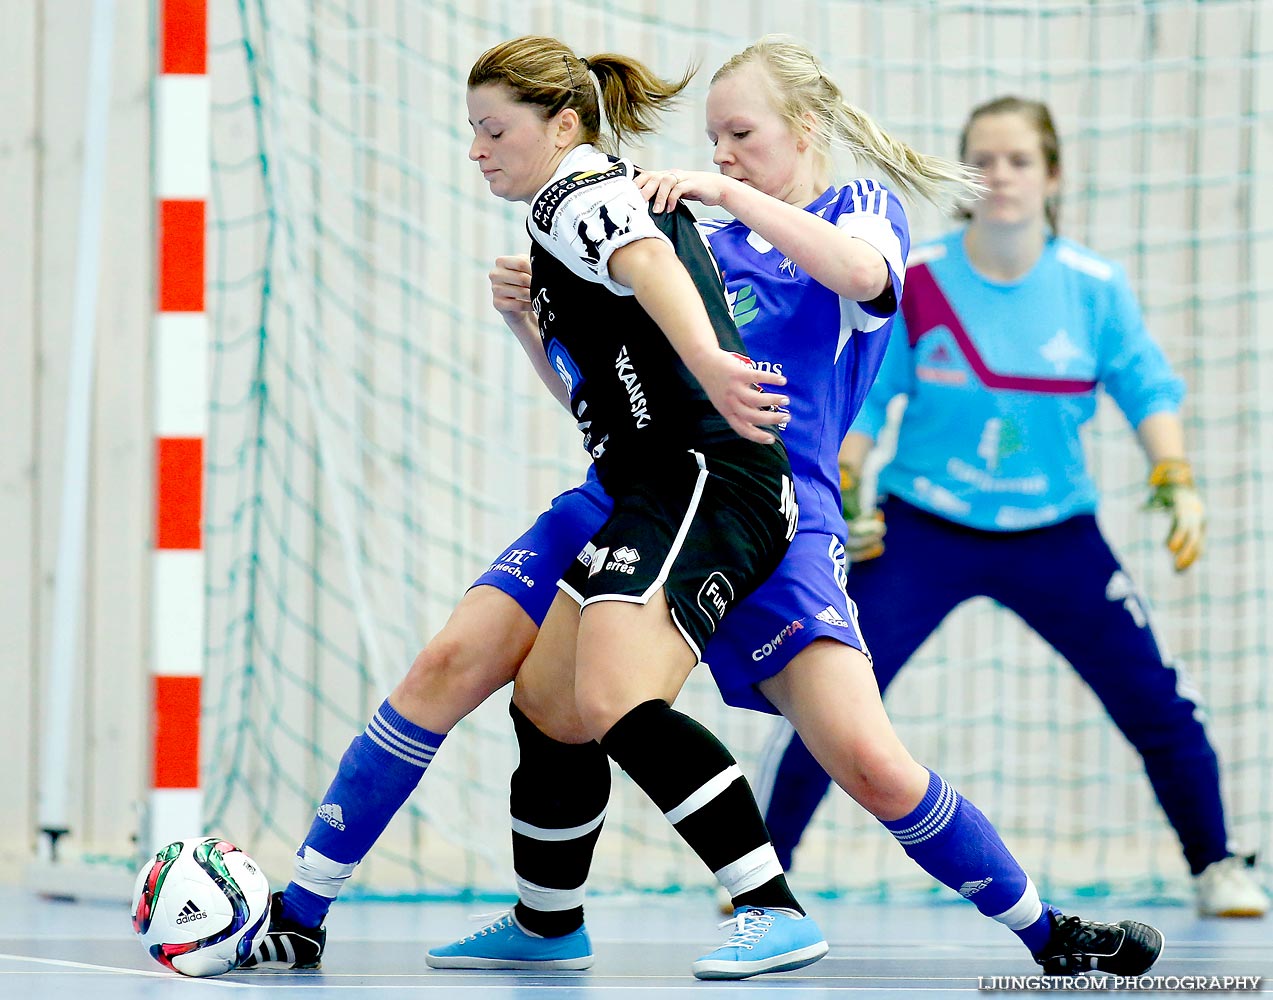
[509,702,611,937]
[600,699,801,914]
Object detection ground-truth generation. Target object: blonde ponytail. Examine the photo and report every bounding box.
[713,35,984,209]
[827,99,984,209]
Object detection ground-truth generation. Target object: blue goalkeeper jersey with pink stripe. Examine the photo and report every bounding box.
[700,180,910,538]
[854,230,1185,531]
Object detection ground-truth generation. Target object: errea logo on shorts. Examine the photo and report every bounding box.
[591,545,640,576]
[605,546,640,574]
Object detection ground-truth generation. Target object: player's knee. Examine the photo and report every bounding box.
[512,682,591,744]
[839,744,926,818]
[571,680,627,743]
[396,633,516,719]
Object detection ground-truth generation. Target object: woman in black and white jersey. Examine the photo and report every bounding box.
[444,36,826,980]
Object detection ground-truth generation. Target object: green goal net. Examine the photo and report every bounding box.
[205,0,1272,903]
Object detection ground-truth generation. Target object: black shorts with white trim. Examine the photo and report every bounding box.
[560,438,796,660]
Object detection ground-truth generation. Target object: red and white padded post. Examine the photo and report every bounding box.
[149,0,207,852]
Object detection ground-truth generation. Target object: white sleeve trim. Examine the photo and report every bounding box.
[837,209,906,290]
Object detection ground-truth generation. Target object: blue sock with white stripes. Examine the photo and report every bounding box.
[881,769,1056,955]
[281,699,443,928]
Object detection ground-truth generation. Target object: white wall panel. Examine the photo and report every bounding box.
[0,1,40,874]
[0,0,152,876]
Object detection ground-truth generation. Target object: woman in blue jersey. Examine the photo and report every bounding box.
[760,95,1268,919]
[427,39,1162,980]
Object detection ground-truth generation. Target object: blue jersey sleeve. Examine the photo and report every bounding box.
[1096,265,1185,427]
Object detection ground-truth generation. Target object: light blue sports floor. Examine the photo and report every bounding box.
[2,888,1269,998]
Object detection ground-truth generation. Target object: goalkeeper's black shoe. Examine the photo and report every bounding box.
[239,891,326,970]
[1033,911,1164,976]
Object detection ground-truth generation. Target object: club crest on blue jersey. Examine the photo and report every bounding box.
[725,282,760,328]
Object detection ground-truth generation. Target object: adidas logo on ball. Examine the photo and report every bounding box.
[174,900,209,925]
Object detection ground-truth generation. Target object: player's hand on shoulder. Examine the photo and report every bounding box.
[840,464,886,562]
[635,168,730,214]
[695,349,789,445]
[1144,458,1205,572]
[489,254,533,316]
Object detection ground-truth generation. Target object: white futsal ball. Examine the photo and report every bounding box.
[130,837,271,977]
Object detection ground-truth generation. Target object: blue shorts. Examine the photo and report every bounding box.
[468,474,612,626]
[703,531,870,714]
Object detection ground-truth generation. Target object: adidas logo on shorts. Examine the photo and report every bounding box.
[815,605,850,628]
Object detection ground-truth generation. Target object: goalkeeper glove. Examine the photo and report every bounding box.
[841,464,885,562]
[1144,458,1205,572]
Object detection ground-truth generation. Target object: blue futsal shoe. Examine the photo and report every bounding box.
[692,907,828,980]
[425,911,594,971]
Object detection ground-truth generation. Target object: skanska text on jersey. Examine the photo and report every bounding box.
[615,345,651,429]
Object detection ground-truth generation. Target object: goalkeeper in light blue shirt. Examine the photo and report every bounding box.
[760,95,1268,919]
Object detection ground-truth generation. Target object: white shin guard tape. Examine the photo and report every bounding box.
[292,845,359,899]
[511,807,606,842]
[990,876,1045,931]
[515,875,586,912]
[715,843,783,897]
